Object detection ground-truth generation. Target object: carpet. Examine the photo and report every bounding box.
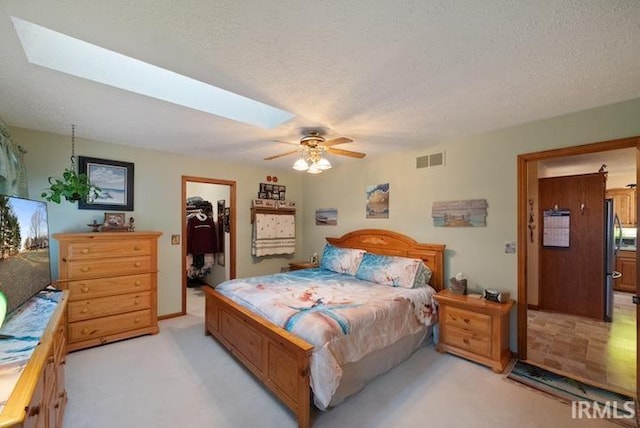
[508,360,638,427]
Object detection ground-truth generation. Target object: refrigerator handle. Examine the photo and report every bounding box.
[613,214,622,256]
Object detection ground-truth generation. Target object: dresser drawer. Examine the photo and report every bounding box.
[68,309,152,343]
[65,256,151,279]
[65,274,151,300]
[65,239,152,260]
[68,291,152,322]
[445,326,491,358]
[445,306,491,335]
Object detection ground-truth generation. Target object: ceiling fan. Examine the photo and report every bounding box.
[264,130,366,174]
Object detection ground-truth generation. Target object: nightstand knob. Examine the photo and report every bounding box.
[81,248,89,254]
[134,245,141,251]
[81,285,89,293]
[134,262,141,267]
[134,317,141,323]
[81,266,90,272]
[134,280,141,286]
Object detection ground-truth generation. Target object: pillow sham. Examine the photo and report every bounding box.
[355,252,431,288]
[319,244,366,275]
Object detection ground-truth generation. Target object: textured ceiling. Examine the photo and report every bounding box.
[0,0,639,170]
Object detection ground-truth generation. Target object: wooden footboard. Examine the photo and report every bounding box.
[203,286,314,428]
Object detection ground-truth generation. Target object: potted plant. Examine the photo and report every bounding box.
[41,168,101,204]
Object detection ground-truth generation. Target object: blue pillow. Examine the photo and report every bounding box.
[355,253,431,288]
[319,244,366,275]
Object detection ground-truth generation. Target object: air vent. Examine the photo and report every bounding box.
[416,151,446,169]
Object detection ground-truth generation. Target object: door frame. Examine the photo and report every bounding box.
[517,135,640,396]
[181,175,237,316]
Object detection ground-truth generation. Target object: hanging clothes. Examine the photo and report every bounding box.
[186,209,220,281]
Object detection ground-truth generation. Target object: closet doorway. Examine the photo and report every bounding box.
[181,176,236,316]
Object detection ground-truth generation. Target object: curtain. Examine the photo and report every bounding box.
[0,123,28,198]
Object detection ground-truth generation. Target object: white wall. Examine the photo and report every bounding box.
[10,126,305,317]
[300,98,640,351]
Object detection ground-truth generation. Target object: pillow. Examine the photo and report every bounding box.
[355,252,431,288]
[319,244,366,275]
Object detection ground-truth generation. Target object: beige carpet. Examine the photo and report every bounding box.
[62,291,620,428]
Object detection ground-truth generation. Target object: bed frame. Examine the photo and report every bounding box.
[203,229,445,428]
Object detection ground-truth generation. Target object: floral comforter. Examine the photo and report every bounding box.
[214,268,438,409]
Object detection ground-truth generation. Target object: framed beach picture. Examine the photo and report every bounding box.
[78,156,134,211]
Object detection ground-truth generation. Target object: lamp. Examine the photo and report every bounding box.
[292,146,332,174]
[292,157,309,171]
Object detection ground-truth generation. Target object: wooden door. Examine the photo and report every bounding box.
[539,172,606,319]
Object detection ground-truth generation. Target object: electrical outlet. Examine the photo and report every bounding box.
[505,241,516,253]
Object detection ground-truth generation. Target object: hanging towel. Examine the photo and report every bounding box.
[252,213,296,256]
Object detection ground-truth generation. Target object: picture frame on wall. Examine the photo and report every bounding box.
[78,156,135,211]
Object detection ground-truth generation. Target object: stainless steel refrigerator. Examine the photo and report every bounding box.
[604,198,622,321]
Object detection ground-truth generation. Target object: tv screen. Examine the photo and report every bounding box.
[0,195,51,315]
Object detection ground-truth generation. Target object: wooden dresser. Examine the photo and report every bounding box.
[53,232,162,352]
[434,290,514,373]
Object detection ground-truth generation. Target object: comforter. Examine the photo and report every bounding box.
[214,268,438,409]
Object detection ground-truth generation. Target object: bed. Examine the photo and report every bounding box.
[203,229,445,428]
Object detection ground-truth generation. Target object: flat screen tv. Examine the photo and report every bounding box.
[0,194,52,316]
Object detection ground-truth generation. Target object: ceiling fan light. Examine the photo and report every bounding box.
[307,163,322,174]
[317,157,332,170]
[293,158,309,171]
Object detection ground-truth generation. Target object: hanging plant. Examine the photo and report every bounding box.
[41,168,101,203]
[41,125,101,204]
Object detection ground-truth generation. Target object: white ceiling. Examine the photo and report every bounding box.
[0,1,639,170]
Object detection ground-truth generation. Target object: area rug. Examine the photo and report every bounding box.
[507,360,638,427]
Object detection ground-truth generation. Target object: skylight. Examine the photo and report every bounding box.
[11,17,295,129]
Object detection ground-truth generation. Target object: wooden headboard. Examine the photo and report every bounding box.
[326,229,446,291]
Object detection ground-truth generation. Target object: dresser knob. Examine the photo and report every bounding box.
[81,307,88,313]
[134,317,141,323]
[81,266,90,272]
[134,300,140,305]
[81,328,89,334]
[134,245,141,251]
[81,248,89,254]
[134,280,141,286]
[81,285,89,293]
[463,318,470,324]
[134,262,141,267]
[463,338,470,344]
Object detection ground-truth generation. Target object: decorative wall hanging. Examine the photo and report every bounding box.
[258,183,286,200]
[432,199,488,227]
[78,156,134,211]
[366,183,389,219]
[315,208,338,225]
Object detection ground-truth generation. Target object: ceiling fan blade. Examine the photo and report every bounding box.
[264,149,300,160]
[273,139,299,146]
[326,147,366,159]
[323,137,353,147]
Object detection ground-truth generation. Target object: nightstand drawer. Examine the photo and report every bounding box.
[445,327,491,358]
[445,306,491,335]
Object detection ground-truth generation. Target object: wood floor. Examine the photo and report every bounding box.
[527,291,637,396]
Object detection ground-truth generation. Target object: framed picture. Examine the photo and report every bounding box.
[102,212,129,231]
[78,156,135,211]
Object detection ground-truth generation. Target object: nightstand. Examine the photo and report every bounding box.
[288,261,319,271]
[434,289,514,373]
